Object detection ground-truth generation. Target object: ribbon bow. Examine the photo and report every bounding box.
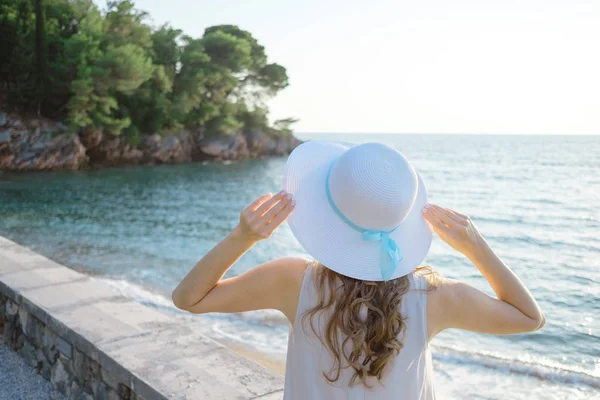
[325,163,404,281]
[362,231,404,281]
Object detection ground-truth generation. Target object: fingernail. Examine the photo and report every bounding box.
[424,203,432,208]
[286,194,293,200]
[278,190,286,196]
[422,207,428,213]
[291,199,296,206]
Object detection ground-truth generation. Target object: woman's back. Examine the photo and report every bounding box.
[285,263,435,399]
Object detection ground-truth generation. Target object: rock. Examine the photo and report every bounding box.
[71,380,94,400]
[51,358,72,396]
[88,134,191,166]
[25,315,44,348]
[35,347,49,375]
[71,381,82,399]
[141,133,161,149]
[198,135,238,156]
[89,358,101,377]
[118,383,133,400]
[108,389,121,400]
[73,348,90,385]
[8,118,25,131]
[0,109,301,170]
[39,348,52,379]
[243,129,301,157]
[18,338,38,368]
[0,118,88,171]
[274,133,302,156]
[100,367,120,390]
[121,145,144,163]
[56,336,73,359]
[153,135,183,163]
[43,325,59,365]
[5,300,18,318]
[86,134,126,166]
[0,296,5,331]
[40,358,52,379]
[140,133,192,164]
[79,127,104,150]
[70,381,94,400]
[35,133,88,170]
[245,129,276,156]
[3,300,22,349]
[0,131,11,145]
[198,134,249,160]
[92,380,111,400]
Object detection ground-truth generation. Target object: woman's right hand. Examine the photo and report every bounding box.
[234,191,295,243]
[421,203,486,258]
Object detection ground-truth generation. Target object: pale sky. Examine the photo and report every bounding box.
[100,0,600,134]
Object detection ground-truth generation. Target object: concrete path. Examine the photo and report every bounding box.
[0,335,66,400]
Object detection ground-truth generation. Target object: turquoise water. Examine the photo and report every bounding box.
[0,134,598,399]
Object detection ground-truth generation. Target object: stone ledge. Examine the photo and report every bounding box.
[0,236,284,399]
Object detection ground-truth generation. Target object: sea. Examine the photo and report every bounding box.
[0,133,598,399]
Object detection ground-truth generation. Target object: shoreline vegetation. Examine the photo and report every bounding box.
[0,0,301,171]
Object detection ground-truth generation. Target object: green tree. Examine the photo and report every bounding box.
[0,0,294,139]
[0,0,36,109]
[34,0,47,115]
[273,117,299,135]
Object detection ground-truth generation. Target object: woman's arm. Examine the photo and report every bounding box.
[171,191,308,322]
[423,204,545,338]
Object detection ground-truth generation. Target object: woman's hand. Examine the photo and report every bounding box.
[234,191,295,242]
[422,203,485,258]
[172,190,295,311]
[422,203,546,337]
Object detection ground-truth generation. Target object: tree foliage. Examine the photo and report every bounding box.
[0,0,292,138]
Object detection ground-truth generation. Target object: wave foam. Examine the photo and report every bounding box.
[432,345,599,389]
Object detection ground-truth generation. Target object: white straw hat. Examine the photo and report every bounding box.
[282,140,432,281]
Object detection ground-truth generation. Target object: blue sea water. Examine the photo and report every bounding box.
[0,134,598,399]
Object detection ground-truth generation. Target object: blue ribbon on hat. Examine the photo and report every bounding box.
[325,164,404,281]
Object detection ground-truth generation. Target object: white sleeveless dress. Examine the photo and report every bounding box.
[284,264,436,399]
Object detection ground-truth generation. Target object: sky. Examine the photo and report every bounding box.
[98,0,600,134]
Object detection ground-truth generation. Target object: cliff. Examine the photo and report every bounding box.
[0,111,301,172]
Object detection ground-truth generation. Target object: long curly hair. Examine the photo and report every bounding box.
[302,261,437,387]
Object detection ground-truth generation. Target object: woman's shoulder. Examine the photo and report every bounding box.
[273,256,313,287]
[411,266,443,291]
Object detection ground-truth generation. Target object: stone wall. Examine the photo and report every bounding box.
[0,236,284,399]
[0,293,141,400]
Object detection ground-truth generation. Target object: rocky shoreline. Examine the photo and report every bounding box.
[0,111,301,172]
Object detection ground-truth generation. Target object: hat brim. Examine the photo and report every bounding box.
[282,140,432,281]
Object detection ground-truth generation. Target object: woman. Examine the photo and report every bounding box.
[172,141,545,399]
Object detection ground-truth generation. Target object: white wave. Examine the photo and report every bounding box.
[432,344,600,389]
[96,276,175,309]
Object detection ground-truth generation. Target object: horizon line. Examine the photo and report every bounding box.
[296,132,600,136]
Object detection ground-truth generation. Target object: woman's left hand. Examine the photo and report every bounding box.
[234,191,296,242]
[173,190,300,315]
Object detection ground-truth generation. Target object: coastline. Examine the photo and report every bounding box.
[0,110,302,172]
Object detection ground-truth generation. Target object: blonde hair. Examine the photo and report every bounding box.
[302,261,438,387]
